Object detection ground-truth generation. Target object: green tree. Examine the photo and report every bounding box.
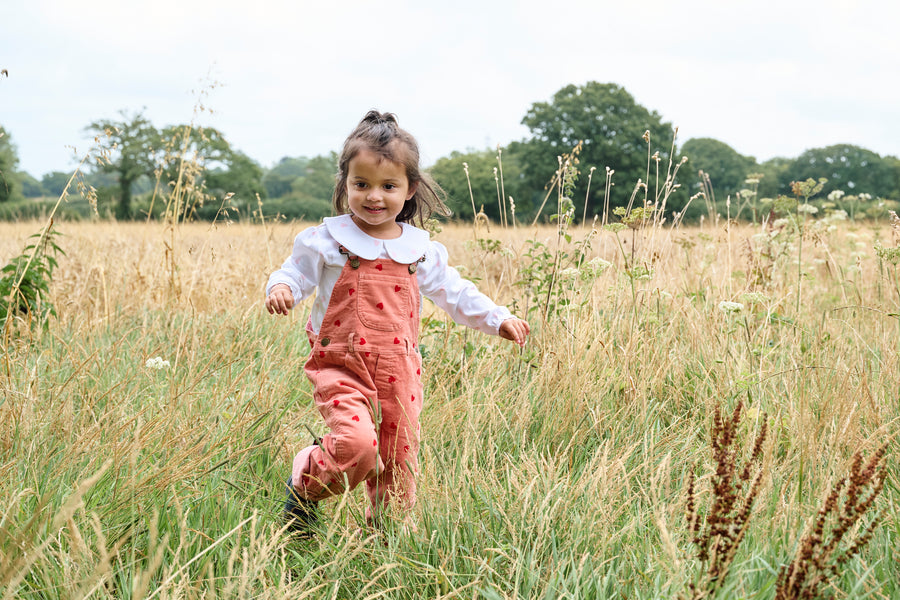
[680,138,757,200]
[517,82,677,223]
[40,171,72,199]
[291,153,336,215]
[19,172,43,198]
[783,144,895,198]
[0,125,23,203]
[260,153,337,221]
[86,110,161,218]
[158,124,265,219]
[429,148,526,222]
[755,157,792,199]
[885,155,900,199]
[263,157,310,199]
[203,151,266,216]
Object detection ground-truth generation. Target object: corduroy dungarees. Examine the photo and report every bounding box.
[291,248,424,517]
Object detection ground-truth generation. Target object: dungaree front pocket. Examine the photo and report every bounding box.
[356,273,411,332]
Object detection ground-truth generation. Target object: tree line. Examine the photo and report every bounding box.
[2,81,899,223]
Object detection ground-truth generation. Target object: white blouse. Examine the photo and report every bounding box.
[266,214,513,335]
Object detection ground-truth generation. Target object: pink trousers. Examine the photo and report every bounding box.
[291,251,424,517]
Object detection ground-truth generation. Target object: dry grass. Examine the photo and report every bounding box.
[1,216,898,599]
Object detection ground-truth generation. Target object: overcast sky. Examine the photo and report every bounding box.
[3,0,898,178]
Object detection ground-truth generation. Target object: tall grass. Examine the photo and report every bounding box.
[0,213,897,598]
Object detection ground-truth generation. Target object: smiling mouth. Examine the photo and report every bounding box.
[364,206,385,213]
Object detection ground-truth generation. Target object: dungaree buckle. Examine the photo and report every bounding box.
[408,254,426,274]
[338,246,360,269]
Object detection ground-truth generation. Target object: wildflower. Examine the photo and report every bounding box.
[874,241,900,265]
[859,193,872,201]
[627,265,653,281]
[559,267,580,282]
[145,356,171,370]
[797,203,819,215]
[773,218,790,229]
[827,189,845,202]
[583,257,612,278]
[739,292,767,305]
[718,301,744,314]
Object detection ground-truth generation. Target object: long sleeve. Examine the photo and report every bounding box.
[266,225,329,306]
[417,241,513,335]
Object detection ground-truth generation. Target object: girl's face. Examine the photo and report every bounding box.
[346,148,417,239]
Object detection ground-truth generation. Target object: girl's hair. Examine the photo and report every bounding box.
[333,110,451,226]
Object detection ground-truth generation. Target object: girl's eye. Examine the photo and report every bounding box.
[384,184,396,190]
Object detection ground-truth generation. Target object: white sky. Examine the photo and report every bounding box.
[2,0,899,178]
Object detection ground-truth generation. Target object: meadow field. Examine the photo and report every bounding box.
[1,214,897,599]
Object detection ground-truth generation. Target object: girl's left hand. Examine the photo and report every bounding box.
[499,318,530,347]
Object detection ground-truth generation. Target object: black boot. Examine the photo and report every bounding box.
[284,477,318,536]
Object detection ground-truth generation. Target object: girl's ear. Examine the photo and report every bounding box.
[406,181,418,201]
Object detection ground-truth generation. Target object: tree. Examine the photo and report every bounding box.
[680,138,757,199]
[755,157,792,199]
[517,82,677,223]
[291,153,337,208]
[203,151,266,215]
[158,124,266,219]
[0,125,23,203]
[263,157,310,199]
[19,172,44,198]
[257,153,337,222]
[428,148,526,222]
[782,144,895,199]
[86,110,161,218]
[41,171,73,199]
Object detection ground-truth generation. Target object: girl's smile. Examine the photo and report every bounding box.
[346,148,417,239]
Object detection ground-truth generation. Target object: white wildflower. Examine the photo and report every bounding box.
[584,257,612,277]
[739,292,767,305]
[773,218,790,229]
[718,301,744,314]
[145,357,171,370]
[797,203,819,215]
[827,190,845,202]
[859,193,872,201]
[559,267,580,282]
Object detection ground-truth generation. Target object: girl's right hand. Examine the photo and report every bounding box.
[265,284,295,316]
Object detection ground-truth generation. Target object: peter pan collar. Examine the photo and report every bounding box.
[324,214,430,263]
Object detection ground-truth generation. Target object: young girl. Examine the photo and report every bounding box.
[265,110,529,533]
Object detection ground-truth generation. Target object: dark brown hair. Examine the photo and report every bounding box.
[332,110,451,226]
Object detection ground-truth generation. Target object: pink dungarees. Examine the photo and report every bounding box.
[291,248,424,518]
